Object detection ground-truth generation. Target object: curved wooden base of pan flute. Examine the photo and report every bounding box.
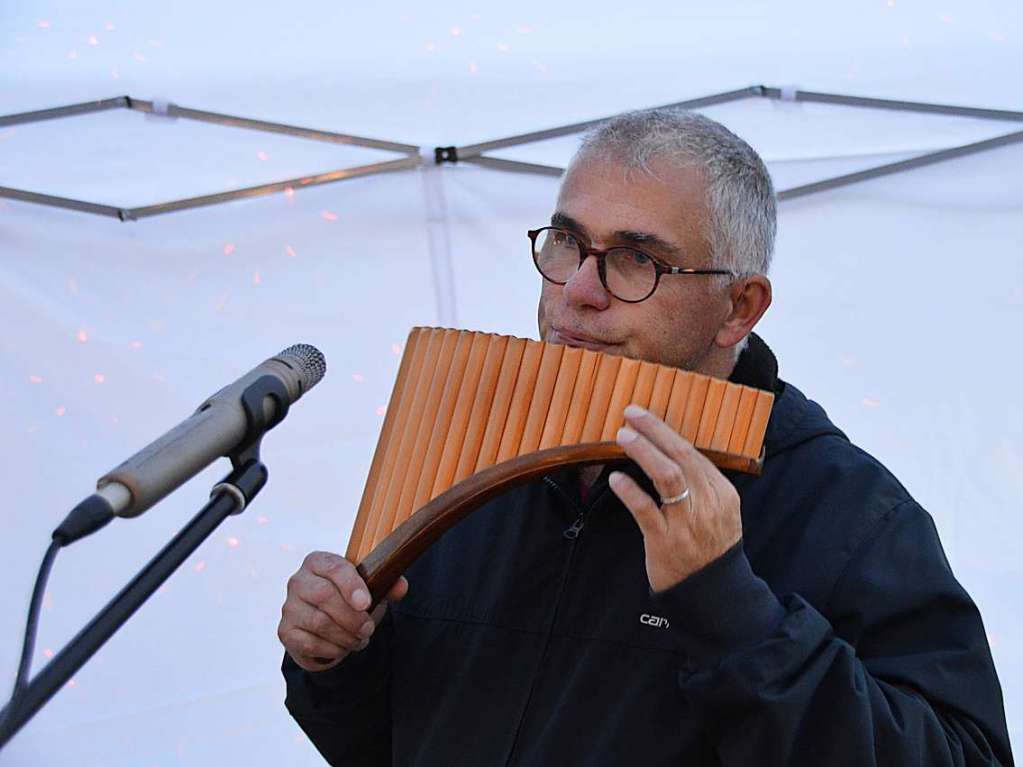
[357,441,763,607]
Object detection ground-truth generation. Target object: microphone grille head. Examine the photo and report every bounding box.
[277,344,327,391]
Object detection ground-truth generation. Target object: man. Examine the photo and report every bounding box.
[279,109,1012,765]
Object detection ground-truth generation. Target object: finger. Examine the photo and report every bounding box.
[303,551,372,611]
[281,626,354,665]
[285,599,368,649]
[622,404,704,469]
[288,571,371,636]
[608,471,666,538]
[616,425,688,501]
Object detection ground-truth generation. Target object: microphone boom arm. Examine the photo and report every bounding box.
[0,372,297,750]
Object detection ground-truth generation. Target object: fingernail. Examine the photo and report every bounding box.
[352,589,369,609]
[617,426,637,444]
[608,471,624,488]
[624,404,647,418]
[356,638,370,651]
[359,620,375,639]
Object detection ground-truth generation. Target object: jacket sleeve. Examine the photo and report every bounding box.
[652,500,1014,766]
[281,609,394,766]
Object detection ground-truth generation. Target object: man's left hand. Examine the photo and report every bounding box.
[608,403,743,593]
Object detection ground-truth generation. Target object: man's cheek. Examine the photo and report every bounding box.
[536,286,555,338]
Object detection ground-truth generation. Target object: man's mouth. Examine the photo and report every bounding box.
[550,328,614,352]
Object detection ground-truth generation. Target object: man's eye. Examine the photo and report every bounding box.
[553,232,577,247]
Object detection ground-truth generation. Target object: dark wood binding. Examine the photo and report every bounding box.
[357,441,763,607]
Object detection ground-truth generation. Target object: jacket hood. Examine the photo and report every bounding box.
[731,334,847,457]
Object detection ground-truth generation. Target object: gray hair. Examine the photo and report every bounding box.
[569,109,777,279]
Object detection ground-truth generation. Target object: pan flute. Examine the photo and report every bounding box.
[347,327,774,604]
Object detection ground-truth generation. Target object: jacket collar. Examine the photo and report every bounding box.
[728,332,780,393]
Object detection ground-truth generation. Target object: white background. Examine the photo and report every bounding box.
[1,1,1021,764]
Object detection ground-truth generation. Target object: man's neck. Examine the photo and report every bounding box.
[693,345,739,382]
[580,464,604,490]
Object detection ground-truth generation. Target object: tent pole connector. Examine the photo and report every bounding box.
[435,146,459,165]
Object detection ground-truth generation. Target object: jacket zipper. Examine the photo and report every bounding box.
[544,475,589,539]
[503,476,590,766]
[562,509,586,539]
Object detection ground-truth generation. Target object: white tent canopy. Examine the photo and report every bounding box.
[2,2,1021,763]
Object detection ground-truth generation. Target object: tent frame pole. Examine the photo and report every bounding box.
[437,85,1023,201]
[0,96,421,220]
[4,86,1022,219]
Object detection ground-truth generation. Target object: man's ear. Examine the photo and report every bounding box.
[714,275,772,349]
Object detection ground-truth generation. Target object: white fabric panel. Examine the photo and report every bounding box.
[0,176,437,765]
[2,0,1021,763]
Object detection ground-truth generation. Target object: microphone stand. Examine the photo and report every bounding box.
[0,375,289,750]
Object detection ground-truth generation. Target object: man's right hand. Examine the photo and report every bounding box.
[278,551,409,672]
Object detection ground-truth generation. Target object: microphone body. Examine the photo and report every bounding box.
[94,344,325,518]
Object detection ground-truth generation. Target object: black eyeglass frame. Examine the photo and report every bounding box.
[528,226,735,303]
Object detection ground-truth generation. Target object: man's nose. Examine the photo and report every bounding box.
[562,254,611,310]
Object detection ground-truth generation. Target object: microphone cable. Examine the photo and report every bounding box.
[2,539,60,735]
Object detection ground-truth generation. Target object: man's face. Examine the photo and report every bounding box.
[537,156,735,375]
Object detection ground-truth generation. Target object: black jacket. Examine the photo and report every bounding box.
[283,337,1012,766]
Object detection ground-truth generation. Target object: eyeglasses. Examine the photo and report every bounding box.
[528,226,734,303]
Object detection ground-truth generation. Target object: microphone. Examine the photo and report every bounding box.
[54,344,326,544]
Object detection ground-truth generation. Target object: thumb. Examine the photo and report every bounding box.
[386,575,409,602]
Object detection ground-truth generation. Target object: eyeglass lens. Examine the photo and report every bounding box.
[533,228,657,302]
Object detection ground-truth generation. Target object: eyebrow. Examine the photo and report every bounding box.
[550,211,683,261]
